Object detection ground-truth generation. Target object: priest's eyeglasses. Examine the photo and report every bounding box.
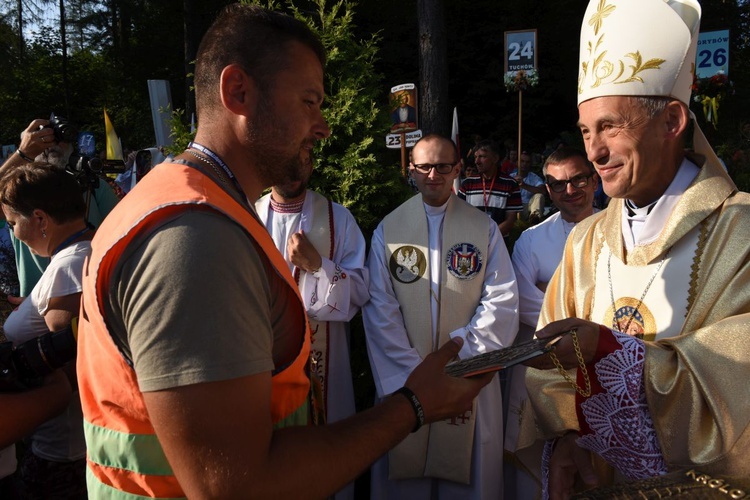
[412,163,456,174]
[546,174,593,193]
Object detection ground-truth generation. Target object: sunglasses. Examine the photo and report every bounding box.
[546,174,593,193]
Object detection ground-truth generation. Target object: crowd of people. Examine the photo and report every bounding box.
[0,0,748,499]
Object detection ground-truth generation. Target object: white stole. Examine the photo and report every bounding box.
[295,192,334,418]
[382,194,488,484]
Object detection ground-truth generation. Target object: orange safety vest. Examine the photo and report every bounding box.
[77,162,312,499]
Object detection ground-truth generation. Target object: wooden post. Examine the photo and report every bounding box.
[401,131,407,177]
[517,89,523,164]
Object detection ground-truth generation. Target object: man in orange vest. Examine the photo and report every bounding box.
[76,4,492,499]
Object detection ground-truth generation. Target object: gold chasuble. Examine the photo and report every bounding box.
[383,194,488,484]
[292,191,333,420]
[524,155,750,476]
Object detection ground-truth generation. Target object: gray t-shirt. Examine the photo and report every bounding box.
[105,207,305,393]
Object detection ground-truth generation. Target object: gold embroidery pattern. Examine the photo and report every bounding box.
[578,0,666,94]
[588,0,615,36]
[687,217,710,316]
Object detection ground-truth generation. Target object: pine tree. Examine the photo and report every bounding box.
[271,0,413,235]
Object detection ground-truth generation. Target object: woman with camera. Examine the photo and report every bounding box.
[0,162,92,499]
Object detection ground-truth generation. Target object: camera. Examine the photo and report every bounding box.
[0,324,77,392]
[67,152,103,191]
[46,115,78,144]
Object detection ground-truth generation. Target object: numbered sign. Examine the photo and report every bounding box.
[696,30,730,79]
[78,132,96,157]
[504,30,537,73]
[385,129,423,149]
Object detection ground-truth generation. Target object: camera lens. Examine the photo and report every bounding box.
[49,116,78,143]
[11,327,77,383]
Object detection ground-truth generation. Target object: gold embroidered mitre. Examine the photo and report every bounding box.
[577,0,701,106]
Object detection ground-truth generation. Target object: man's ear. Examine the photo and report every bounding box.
[664,100,689,140]
[219,64,259,116]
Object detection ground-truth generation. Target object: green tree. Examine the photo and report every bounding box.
[289,0,412,234]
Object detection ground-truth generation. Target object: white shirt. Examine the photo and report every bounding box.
[511,212,577,329]
[3,241,90,462]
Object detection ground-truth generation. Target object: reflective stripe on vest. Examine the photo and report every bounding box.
[78,163,312,497]
[86,468,185,500]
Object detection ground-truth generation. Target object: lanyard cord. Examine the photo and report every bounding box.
[188,141,249,203]
[481,174,496,211]
[52,226,91,256]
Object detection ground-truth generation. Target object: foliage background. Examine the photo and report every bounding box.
[3,0,749,186]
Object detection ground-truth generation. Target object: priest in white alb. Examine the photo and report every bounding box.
[256,161,369,500]
[364,133,519,499]
[505,147,599,498]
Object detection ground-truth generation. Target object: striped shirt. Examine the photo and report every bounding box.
[459,173,522,226]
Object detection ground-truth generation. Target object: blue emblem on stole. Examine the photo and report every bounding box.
[446,243,483,280]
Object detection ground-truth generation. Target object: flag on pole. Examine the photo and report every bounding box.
[104,108,123,161]
[451,107,462,193]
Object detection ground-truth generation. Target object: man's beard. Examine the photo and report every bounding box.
[245,96,309,189]
[36,143,73,169]
[275,179,308,200]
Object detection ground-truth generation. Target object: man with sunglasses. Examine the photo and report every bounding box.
[512,147,598,331]
[364,133,519,499]
[503,147,598,497]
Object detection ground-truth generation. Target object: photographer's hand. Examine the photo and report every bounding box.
[20,119,56,158]
[2,119,54,170]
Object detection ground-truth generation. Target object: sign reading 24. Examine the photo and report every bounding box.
[504,30,537,73]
